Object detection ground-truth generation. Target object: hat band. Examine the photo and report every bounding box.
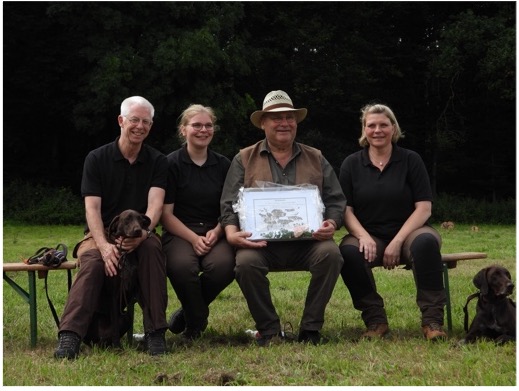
[263,102,296,111]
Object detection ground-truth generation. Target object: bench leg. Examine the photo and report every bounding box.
[28,271,37,347]
[3,271,38,347]
[442,263,452,332]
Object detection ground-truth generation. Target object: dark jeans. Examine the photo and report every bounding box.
[59,233,168,339]
[339,226,446,327]
[235,239,343,336]
[162,233,235,330]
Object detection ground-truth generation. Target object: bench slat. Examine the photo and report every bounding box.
[441,252,487,263]
[3,262,77,272]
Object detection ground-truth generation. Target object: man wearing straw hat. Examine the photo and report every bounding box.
[220,90,346,346]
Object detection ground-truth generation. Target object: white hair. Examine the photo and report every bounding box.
[120,96,155,118]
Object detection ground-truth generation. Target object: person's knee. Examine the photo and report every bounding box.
[203,258,236,282]
[328,248,344,271]
[79,249,104,270]
[411,233,440,255]
[340,243,357,260]
[309,242,343,275]
[167,262,198,283]
[234,250,265,278]
[411,233,443,290]
[340,244,366,267]
[139,239,166,262]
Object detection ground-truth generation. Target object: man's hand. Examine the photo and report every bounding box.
[114,230,148,254]
[312,220,336,241]
[227,230,267,249]
[100,242,121,277]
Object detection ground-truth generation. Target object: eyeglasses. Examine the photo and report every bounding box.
[124,116,153,127]
[267,115,296,124]
[188,123,214,131]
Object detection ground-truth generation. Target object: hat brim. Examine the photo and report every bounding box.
[250,108,307,128]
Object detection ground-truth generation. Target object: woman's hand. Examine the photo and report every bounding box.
[382,240,402,270]
[358,234,377,263]
[190,236,211,256]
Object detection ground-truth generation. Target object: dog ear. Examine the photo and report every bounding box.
[140,214,151,229]
[108,215,120,235]
[473,267,489,295]
[107,214,120,242]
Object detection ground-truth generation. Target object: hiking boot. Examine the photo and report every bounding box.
[361,323,389,339]
[182,328,202,340]
[145,329,167,356]
[54,331,81,360]
[255,323,297,347]
[422,323,447,341]
[181,317,208,340]
[298,329,329,345]
[167,308,186,334]
[255,331,293,347]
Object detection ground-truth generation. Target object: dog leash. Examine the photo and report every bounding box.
[115,240,137,315]
[25,244,68,328]
[463,292,480,333]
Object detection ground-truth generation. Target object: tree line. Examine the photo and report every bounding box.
[3,2,515,201]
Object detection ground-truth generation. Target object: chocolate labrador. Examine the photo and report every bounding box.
[461,265,515,344]
[85,210,151,348]
[108,209,151,244]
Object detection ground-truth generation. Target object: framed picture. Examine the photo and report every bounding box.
[237,186,323,240]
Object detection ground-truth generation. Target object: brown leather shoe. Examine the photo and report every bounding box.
[422,323,447,341]
[361,323,389,339]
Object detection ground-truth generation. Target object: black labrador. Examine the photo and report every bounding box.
[84,210,151,348]
[461,265,515,344]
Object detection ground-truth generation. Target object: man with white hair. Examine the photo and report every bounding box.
[54,96,169,359]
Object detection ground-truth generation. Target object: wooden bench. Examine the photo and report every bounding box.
[3,261,77,347]
[441,252,487,331]
[3,252,486,346]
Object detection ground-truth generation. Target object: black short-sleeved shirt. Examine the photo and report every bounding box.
[339,144,433,241]
[163,144,230,231]
[81,137,168,227]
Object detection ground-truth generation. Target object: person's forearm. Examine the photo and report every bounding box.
[344,206,371,240]
[145,187,165,229]
[391,201,432,245]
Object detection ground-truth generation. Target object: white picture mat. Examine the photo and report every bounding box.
[241,188,322,240]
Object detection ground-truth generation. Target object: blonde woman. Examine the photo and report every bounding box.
[339,103,447,341]
[161,104,234,340]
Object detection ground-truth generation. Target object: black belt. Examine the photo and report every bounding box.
[184,222,217,229]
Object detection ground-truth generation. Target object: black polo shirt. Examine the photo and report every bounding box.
[339,144,433,241]
[81,137,168,227]
[164,144,230,230]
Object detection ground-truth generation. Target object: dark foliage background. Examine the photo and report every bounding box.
[3,2,516,223]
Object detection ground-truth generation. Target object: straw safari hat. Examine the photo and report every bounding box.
[250,90,307,128]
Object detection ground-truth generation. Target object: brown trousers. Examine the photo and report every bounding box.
[235,239,343,336]
[59,232,168,341]
[162,230,235,330]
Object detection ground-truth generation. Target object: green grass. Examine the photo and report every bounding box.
[3,223,516,386]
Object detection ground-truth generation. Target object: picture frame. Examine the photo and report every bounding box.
[237,186,324,240]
